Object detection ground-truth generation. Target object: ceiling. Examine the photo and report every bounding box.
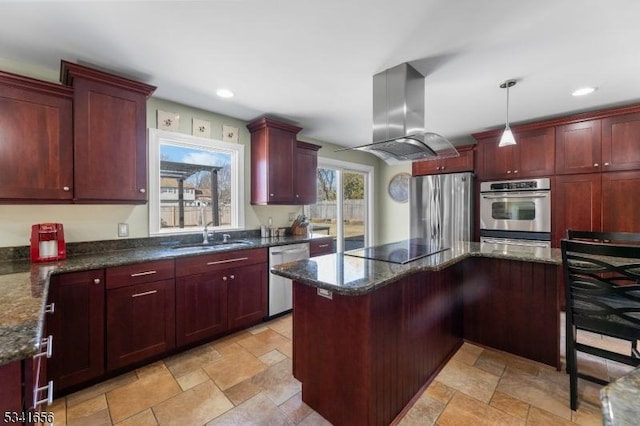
[2,0,640,148]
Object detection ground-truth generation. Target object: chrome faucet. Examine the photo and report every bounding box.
[202,221,216,244]
[222,233,231,243]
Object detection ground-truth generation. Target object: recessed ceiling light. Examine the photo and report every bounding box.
[572,87,596,97]
[216,88,234,98]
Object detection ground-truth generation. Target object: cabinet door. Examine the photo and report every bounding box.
[602,171,640,233]
[0,73,73,201]
[61,61,155,203]
[266,127,296,203]
[515,127,555,177]
[412,159,442,176]
[106,279,175,371]
[0,361,22,415]
[176,272,227,347]
[295,142,319,204]
[476,137,516,180]
[552,174,601,247]
[555,120,601,174]
[601,112,640,171]
[47,270,105,392]
[72,78,148,202]
[227,263,267,330]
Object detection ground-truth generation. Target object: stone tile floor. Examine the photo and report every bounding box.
[49,313,634,425]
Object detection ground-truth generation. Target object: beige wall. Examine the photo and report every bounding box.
[0,57,402,247]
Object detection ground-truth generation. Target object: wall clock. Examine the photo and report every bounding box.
[388,172,411,203]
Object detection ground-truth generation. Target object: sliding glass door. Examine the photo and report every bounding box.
[305,159,373,252]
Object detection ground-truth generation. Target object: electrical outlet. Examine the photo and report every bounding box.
[118,223,129,237]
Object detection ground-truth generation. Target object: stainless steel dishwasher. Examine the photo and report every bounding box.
[268,242,310,318]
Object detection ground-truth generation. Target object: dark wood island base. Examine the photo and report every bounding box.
[292,266,464,426]
[287,250,560,426]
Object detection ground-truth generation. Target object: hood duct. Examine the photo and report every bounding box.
[340,62,458,164]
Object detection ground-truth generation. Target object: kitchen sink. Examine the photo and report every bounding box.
[171,240,254,250]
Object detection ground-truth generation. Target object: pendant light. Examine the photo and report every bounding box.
[499,79,517,147]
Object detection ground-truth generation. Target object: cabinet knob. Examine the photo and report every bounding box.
[594,163,599,167]
[441,166,445,170]
[513,170,518,174]
[223,276,228,281]
[139,188,146,193]
[63,186,70,192]
[296,194,299,198]
[270,193,274,197]
[230,275,235,280]
[93,278,101,285]
[506,170,512,174]
[604,162,610,166]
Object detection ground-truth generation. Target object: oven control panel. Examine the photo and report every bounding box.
[480,177,550,192]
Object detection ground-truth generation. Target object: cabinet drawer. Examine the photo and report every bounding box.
[310,238,335,256]
[176,248,268,277]
[107,259,175,289]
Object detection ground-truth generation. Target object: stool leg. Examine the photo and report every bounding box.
[567,324,578,410]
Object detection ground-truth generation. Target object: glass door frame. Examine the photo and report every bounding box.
[311,158,375,253]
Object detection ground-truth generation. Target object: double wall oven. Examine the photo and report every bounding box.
[480,178,551,249]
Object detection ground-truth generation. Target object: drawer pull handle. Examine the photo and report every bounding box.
[130,270,157,277]
[45,302,55,314]
[131,290,158,298]
[318,244,329,248]
[34,380,54,407]
[206,257,249,266]
[34,335,53,359]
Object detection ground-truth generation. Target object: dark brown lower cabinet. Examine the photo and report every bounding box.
[227,262,267,331]
[0,360,23,415]
[106,279,176,371]
[462,257,560,369]
[47,269,105,394]
[176,271,228,347]
[175,248,268,348]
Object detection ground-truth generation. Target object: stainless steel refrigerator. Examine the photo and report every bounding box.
[410,172,473,247]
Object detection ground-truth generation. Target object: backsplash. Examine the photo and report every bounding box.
[0,229,262,262]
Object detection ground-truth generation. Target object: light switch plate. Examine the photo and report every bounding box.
[118,223,129,237]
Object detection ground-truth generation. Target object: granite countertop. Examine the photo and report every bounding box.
[270,240,562,296]
[0,233,331,366]
[600,367,640,425]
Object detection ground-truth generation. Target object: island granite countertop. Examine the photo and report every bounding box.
[0,233,329,366]
[271,240,562,296]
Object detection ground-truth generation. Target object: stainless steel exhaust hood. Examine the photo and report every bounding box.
[340,62,458,164]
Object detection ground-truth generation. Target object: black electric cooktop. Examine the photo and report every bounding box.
[344,239,449,265]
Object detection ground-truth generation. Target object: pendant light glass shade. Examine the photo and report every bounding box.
[499,126,516,147]
[498,80,517,147]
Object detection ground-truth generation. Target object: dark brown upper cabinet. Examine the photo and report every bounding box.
[412,145,475,176]
[247,117,320,205]
[475,127,555,180]
[60,61,156,203]
[0,71,74,202]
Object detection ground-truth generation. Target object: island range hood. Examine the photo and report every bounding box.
[340,62,458,164]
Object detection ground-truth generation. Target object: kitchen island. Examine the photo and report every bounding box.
[271,241,561,426]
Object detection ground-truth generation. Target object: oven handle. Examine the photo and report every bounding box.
[481,192,549,199]
[482,238,550,248]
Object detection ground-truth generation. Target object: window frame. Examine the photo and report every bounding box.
[148,128,245,236]
[307,157,375,252]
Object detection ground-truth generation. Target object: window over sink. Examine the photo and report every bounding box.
[148,128,245,236]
